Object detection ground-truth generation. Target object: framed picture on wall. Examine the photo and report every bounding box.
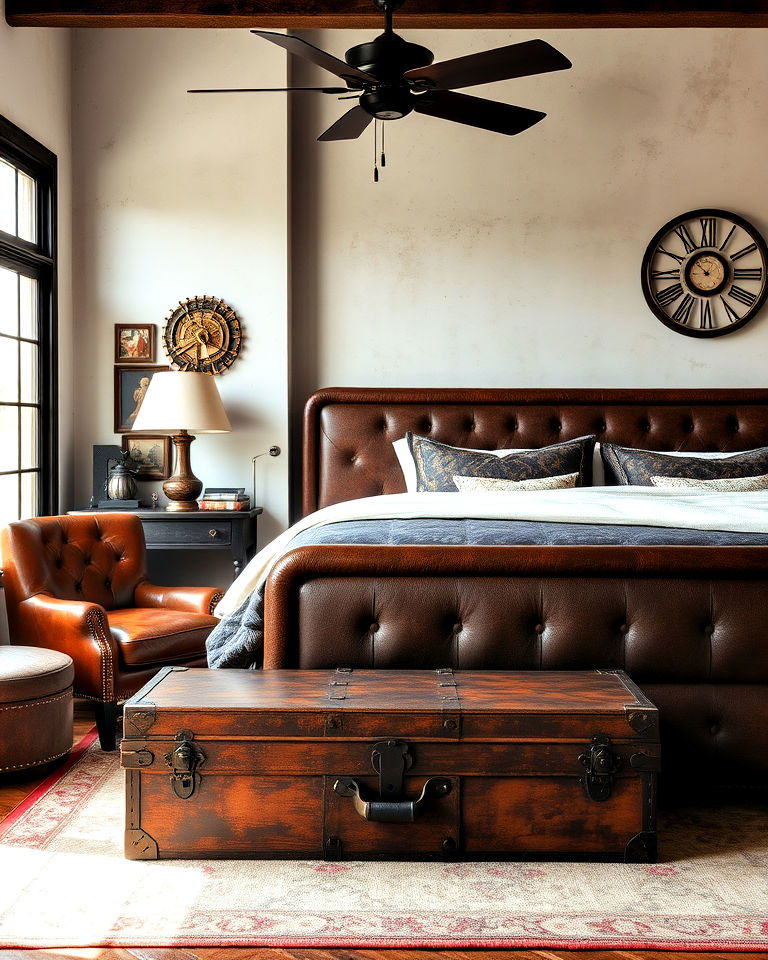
[114,365,169,434]
[115,324,156,363]
[122,434,171,480]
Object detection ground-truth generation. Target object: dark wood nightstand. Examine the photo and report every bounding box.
[69,508,261,581]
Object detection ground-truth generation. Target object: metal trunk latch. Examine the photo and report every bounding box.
[578,734,622,802]
[371,738,412,799]
[164,732,206,799]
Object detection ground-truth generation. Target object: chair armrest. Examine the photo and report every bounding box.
[134,582,224,617]
[17,594,118,702]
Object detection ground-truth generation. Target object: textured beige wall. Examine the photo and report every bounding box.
[291,28,768,416]
[71,29,290,581]
[0,9,72,640]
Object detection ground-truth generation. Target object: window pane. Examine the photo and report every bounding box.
[20,340,37,403]
[0,337,18,402]
[17,171,35,244]
[0,266,18,336]
[20,407,37,468]
[19,274,37,340]
[0,473,19,528]
[0,406,19,471]
[20,470,37,520]
[0,159,14,235]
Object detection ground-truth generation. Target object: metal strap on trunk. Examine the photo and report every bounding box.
[328,666,352,701]
[436,667,462,738]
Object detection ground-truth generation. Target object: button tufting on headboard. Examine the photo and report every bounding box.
[304,388,768,514]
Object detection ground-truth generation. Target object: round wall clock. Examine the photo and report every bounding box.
[641,209,768,338]
[163,296,242,374]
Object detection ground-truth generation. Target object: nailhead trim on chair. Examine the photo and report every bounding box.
[209,592,224,616]
[86,608,114,702]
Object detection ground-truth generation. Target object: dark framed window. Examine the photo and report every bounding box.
[0,115,57,526]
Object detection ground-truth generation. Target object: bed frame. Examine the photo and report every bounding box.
[267,388,768,788]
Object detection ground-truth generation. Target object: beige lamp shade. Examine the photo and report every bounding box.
[131,371,232,434]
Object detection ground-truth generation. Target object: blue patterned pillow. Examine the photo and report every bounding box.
[407,433,596,493]
[601,443,768,486]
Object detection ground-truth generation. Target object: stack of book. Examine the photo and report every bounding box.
[199,488,251,511]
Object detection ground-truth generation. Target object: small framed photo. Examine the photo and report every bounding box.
[114,365,169,434]
[123,435,172,480]
[115,324,155,363]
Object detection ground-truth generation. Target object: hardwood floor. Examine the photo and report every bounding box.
[0,705,762,960]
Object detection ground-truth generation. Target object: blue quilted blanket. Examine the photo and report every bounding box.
[205,517,768,669]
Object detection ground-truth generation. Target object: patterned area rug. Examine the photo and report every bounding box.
[0,733,767,950]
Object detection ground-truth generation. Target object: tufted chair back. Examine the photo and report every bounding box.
[2,513,147,619]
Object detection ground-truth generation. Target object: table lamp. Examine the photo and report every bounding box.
[131,371,232,511]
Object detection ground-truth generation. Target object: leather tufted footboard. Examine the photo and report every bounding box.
[264,544,768,788]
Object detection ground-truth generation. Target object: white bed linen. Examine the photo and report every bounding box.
[214,487,768,617]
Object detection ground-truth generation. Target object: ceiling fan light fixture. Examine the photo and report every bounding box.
[360,87,414,120]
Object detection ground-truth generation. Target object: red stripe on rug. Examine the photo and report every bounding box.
[2,936,767,951]
[0,727,99,838]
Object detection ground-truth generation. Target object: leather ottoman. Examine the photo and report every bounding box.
[0,646,74,774]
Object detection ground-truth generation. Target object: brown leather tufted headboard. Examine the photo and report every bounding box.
[303,388,768,514]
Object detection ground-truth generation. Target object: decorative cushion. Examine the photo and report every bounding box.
[109,608,217,667]
[602,442,768,487]
[393,437,521,493]
[452,473,579,493]
[650,473,768,491]
[407,433,596,492]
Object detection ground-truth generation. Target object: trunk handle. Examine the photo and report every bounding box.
[333,776,451,822]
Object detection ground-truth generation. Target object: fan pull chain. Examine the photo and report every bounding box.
[373,119,379,183]
[381,123,386,168]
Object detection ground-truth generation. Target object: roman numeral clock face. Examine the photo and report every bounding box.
[641,209,768,338]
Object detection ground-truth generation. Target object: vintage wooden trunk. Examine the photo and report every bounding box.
[121,666,660,862]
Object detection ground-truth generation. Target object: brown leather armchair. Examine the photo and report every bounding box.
[1,513,223,750]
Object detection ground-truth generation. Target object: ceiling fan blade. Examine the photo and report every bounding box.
[317,105,373,141]
[413,91,545,136]
[188,87,349,94]
[405,39,571,91]
[251,31,372,86]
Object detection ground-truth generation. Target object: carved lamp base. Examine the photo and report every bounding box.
[162,431,203,512]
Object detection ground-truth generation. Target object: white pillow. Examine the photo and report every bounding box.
[392,436,523,494]
[650,473,768,491]
[453,473,578,493]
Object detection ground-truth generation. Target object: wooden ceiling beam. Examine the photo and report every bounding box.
[6,1,768,29]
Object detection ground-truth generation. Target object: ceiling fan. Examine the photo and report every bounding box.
[189,0,572,173]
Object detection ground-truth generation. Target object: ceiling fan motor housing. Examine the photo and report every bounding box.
[346,33,434,119]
